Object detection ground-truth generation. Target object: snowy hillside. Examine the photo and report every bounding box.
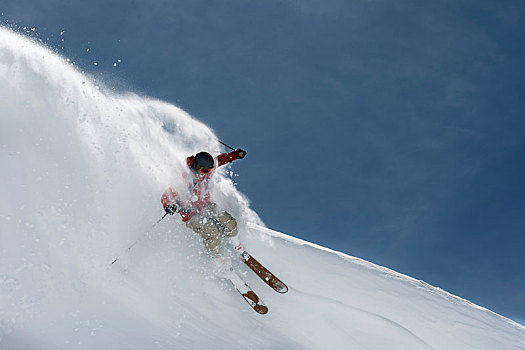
[1,27,524,350]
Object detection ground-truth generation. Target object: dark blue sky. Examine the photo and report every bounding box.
[3,0,524,323]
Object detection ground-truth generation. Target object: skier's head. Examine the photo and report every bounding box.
[192,151,214,174]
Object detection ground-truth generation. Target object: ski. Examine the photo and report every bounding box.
[226,269,268,315]
[234,248,288,294]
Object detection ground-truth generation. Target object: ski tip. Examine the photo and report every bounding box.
[242,291,269,315]
[277,285,288,294]
[272,281,288,294]
[255,305,269,315]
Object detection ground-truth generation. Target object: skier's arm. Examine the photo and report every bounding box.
[161,187,180,214]
[216,149,247,167]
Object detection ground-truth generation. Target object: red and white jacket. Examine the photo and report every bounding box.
[161,151,239,222]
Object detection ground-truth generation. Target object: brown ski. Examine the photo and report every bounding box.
[226,268,268,314]
[239,251,288,294]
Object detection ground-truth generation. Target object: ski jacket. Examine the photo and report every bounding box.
[161,151,239,222]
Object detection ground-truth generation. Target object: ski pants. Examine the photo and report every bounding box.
[186,204,238,256]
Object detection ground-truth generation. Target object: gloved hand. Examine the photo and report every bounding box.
[165,203,178,215]
[234,148,247,159]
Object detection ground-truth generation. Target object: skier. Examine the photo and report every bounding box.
[161,148,247,271]
[160,148,286,313]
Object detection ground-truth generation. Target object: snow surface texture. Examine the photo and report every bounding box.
[1,27,524,350]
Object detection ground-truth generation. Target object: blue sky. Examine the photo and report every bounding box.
[2,0,524,323]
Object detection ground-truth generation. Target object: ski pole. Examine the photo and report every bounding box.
[110,212,168,265]
[218,140,236,151]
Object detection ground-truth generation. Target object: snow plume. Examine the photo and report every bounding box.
[0,26,259,345]
[1,26,524,349]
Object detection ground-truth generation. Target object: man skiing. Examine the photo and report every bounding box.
[160,147,287,313]
[161,148,247,265]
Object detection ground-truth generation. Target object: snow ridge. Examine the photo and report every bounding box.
[252,223,525,332]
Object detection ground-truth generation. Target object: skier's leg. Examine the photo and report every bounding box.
[211,254,233,277]
[217,211,238,237]
[186,213,222,256]
[217,212,245,253]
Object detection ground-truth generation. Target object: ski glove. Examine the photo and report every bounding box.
[235,149,247,159]
[165,203,178,215]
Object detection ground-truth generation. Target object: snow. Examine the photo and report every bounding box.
[1,26,524,350]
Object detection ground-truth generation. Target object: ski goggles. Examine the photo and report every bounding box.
[199,166,213,174]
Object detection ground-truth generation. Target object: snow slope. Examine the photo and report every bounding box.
[1,27,524,350]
